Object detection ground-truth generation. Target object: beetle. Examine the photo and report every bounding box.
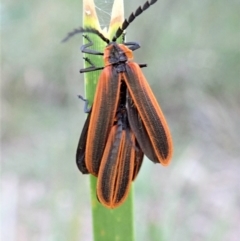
[63,0,173,208]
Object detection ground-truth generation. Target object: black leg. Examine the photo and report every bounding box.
[138,63,147,68]
[81,35,104,55]
[124,42,141,51]
[80,57,104,73]
[78,95,92,113]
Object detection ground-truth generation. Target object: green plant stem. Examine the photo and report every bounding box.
[82,0,135,240]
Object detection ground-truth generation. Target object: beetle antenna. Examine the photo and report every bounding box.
[62,27,110,44]
[112,0,158,42]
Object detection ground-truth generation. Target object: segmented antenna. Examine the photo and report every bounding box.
[61,27,110,44]
[112,0,158,42]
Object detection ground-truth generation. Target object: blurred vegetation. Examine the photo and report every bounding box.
[1,0,240,241]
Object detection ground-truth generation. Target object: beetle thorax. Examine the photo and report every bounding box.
[104,43,133,66]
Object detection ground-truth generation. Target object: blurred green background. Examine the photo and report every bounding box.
[1,0,240,240]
